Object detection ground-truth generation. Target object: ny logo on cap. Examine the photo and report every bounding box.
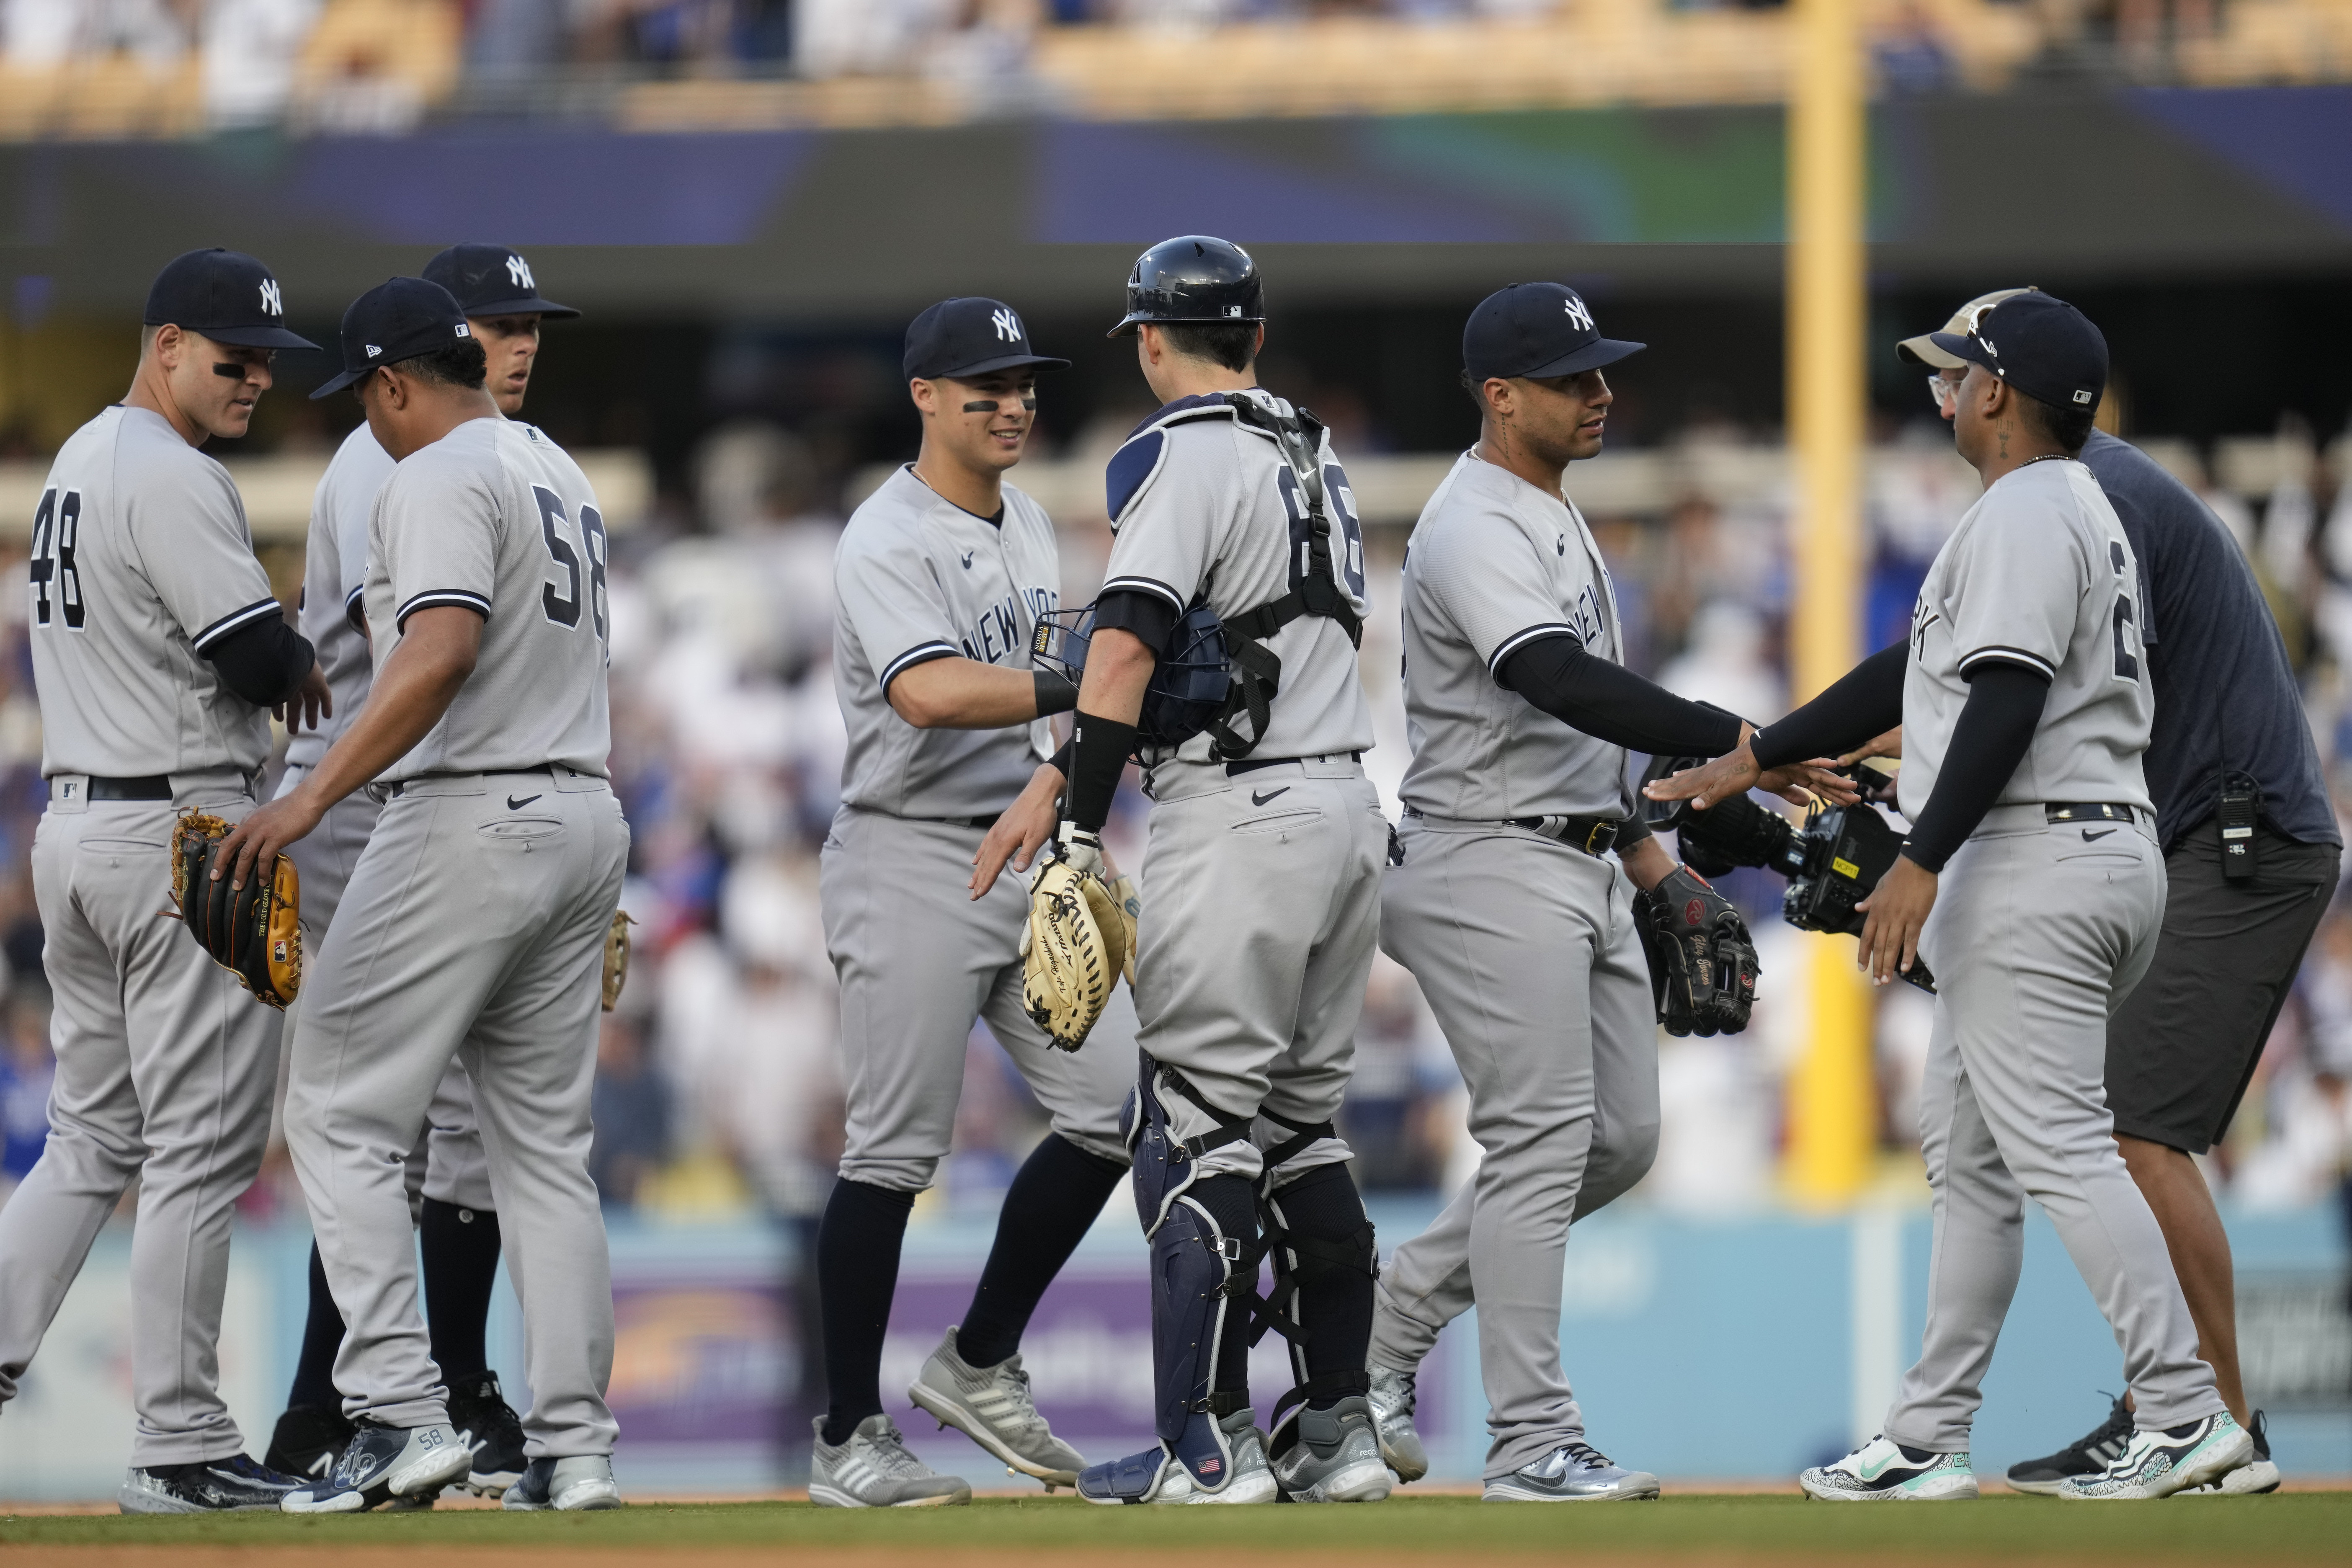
[506,255,535,291]
[1563,295,1594,332]
[990,307,1021,343]
[259,279,284,317]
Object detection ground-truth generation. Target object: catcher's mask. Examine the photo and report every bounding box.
[1032,601,1230,751]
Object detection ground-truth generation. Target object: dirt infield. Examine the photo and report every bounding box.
[3,1493,2348,1566]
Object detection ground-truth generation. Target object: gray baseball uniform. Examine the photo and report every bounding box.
[1883,456,2221,1449]
[285,416,626,1457]
[1101,391,1382,1187]
[0,405,288,1465]
[1367,451,1662,1479]
[825,465,1132,1194]
[283,424,490,1215]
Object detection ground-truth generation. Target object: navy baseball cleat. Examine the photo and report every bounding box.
[2005,1391,2133,1496]
[280,1418,472,1513]
[264,1404,355,1482]
[447,1372,529,1497]
[119,1453,300,1514]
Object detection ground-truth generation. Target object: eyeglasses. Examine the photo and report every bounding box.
[1926,371,1970,410]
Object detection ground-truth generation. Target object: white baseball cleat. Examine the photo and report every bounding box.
[1799,1434,1979,1501]
[2055,1411,2251,1501]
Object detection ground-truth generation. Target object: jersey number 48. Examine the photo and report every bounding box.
[28,487,84,631]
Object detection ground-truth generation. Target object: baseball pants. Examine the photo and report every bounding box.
[281,767,491,1214]
[0,774,282,1465]
[1369,819,1661,1478]
[1884,805,2225,1450]
[1130,757,1385,1186]
[820,805,1133,1193]
[286,769,627,1456]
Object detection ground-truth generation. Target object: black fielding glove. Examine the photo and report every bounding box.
[1633,866,1759,1037]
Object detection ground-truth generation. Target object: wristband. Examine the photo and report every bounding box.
[1066,712,1137,832]
[1034,668,1078,718]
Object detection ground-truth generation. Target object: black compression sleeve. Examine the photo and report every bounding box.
[1065,712,1135,833]
[1898,661,2049,873]
[1034,668,1078,717]
[1496,634,1744,757]
[1749,640,1908,770]
[1091,589,1180,652]
[205,614,313,708]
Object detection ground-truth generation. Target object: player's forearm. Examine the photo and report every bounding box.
[1620,833,1675,892]
[1749,640,1909,770]
[1065,627,1155,831]
[1899,663,2049,873]
[887,656,1076,730]
[292,610,480,812]
[1496,635,1744,756]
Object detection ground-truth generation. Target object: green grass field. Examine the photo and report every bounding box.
[3,1493,2347,1563]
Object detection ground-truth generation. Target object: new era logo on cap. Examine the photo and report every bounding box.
[365,344,382,357]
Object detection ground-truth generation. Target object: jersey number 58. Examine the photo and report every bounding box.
[532,485,609,651]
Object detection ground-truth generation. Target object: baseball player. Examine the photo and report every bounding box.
[1364,284,1772,1502]
[266,244,581,1499]
[219,276,627,1514]
[0,248,325,1512]
[1045,236,1390,1507]
[1896,292,2337,1497]
[812,297,1140,1508]
[1652,294,2251,1500]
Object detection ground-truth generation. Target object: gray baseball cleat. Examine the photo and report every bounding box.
[1366,1364,1429,1483]
[1269,1395,1393,1503]
[809,1413,972,1508]
[907,1326,1086,1489]
[501,1455,622,1511]
[1486,1439,1661,1502]
[280,1419,474,1513]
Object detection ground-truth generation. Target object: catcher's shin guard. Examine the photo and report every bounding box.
[1260,1158,1378,1437]
[1126,1052,1255,1238]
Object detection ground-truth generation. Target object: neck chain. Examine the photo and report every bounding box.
[2018,452,2073,469]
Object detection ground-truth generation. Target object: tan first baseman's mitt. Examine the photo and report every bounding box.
[602,910,634,1012]
[1022,852,1124,1051]
[170,810,302,1009]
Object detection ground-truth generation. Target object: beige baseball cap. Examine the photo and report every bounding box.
[1896,286,2040,368]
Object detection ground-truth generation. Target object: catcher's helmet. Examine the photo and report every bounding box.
[1032,602,1231,750]
[1107,236,1264,338]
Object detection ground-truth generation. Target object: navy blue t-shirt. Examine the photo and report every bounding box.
[2081,429,2337,851]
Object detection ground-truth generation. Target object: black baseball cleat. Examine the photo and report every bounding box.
[265,1404,357,1482]
[448,1372,529,1497]
[119,1453,301,1513]
[2006,1392,2132,1496]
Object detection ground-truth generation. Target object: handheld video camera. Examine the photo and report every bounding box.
[1638,756,1937,995]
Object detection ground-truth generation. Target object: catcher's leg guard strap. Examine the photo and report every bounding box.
[1127,1052,1254,1238]
[1261,1161,1379,1431]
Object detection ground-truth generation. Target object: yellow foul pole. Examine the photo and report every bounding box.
[1784,0,1874,1206]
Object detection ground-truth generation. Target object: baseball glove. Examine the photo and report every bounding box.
[1631,866,1758,1037]
[169,810,302,1009]
[602,910,634,1012]
[1021,843,1127,1052]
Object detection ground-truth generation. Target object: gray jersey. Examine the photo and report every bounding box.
[1396,451,1629,820]
[832,465,1058,819]
[286,424,393,768]
[27,405,281,779]
[1101,392,1373,764]
[362,418,612,783]
[1900,458,2153,817]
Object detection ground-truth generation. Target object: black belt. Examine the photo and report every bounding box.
[1509,814,1622,854]
[945,813,1001,831]
[2045,802,2137,825]
[1226,751,1360,778]
[388,765,561,798]
[87,774,172,801]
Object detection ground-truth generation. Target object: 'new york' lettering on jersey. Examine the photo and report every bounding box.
[1397,451,1631,821]
[287,423,395,769]
[363,418,612,782]
[1099,390,1373,765]
[1901,457,2154,818]
[834,465,1062,819]
[28,405,282,779]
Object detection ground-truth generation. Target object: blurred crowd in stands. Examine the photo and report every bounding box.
[0,395,2346,1233]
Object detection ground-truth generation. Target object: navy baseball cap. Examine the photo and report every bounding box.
[310,278,477,400]
[1928,292,2106,414]
[1463,282,1643,382]
[422,243,580,320]
[143,249,319,351]
[905,298,1069,382]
